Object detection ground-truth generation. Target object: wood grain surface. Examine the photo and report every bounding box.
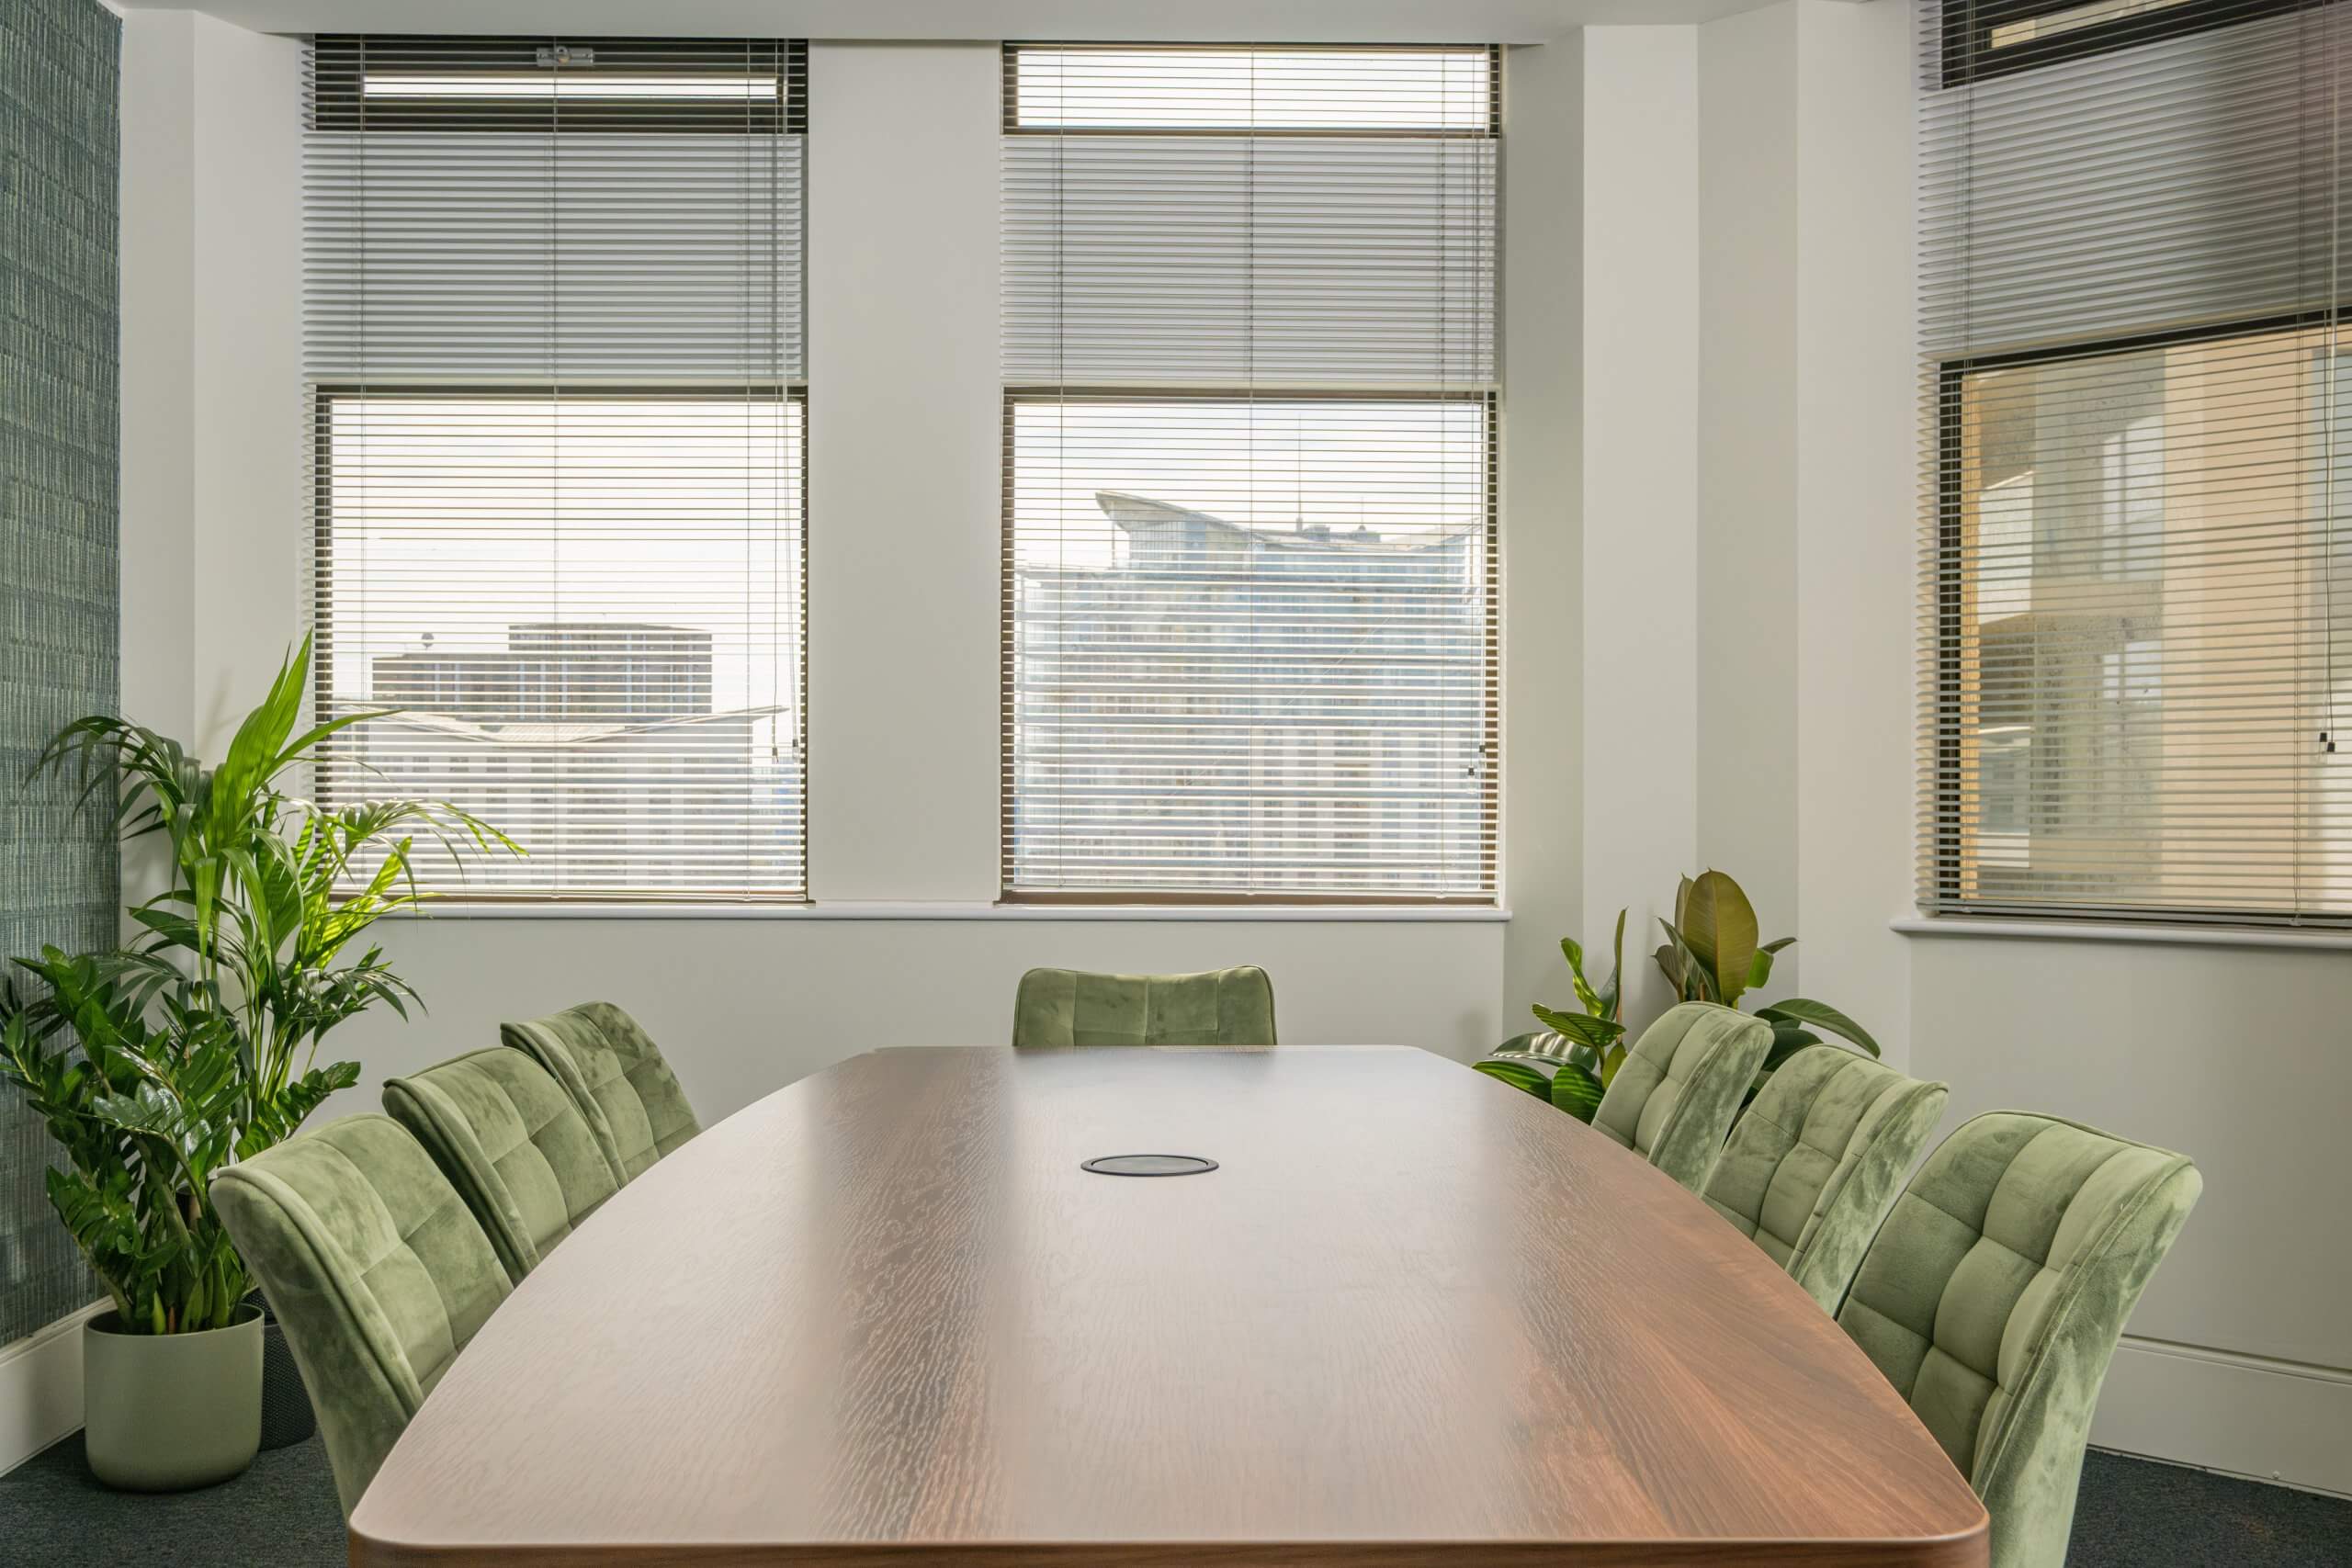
[347,1046,1987,1566]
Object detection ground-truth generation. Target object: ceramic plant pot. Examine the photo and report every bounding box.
[82,1305,263,1491]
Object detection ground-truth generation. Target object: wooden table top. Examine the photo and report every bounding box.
[349,1045,1987,1566]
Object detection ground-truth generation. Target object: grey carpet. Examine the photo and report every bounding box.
[0,1433,2344,1565]
[2067,1450,2350,1567]
[0,1435,342,1568]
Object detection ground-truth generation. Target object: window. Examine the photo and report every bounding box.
[1938,0,2301,85]
[1001,45,1500,902]
[303,38,808,901]
[1921,6,2350,926]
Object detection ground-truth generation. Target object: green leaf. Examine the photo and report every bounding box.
[1761,1023,1823,1074]
[1550,1063,1605,1122]
[1531,1005,1626,1049]
[1561,934,1603,1017]
[1599,908,1626,1020]
[1472,1060,1554,1100]
[1747,935,1795,992]
[1657,920,1716,1002]
[1686,870,1758,1007]
[1757,998,1881,1057]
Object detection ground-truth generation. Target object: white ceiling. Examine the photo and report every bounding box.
[114,1,1865,46]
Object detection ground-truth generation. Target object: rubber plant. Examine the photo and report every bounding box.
[0,637,516,1334]
[1654,868,1880,1088]
[1474,910,1626,1122]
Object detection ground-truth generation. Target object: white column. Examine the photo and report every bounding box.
[1791,0,1917,1061]
[119,9,197,744]
[1499,36,1587,1028]
[803,42,1003,902]
[1578,27,1702,1020]
[1696,2,1802,983]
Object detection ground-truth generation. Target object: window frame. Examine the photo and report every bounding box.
[999,40,1500,137]
[997,378,1501,908]
[309,35,807,134]
[1938,0,2305,88]
[1928,308,2343,928]
[997,42,1502,906]
[309,382,812,906]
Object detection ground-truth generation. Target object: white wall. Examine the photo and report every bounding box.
[1909,933,2352,1493]
[117,8,196,745]
[1498,34,1586,1029]
[1696,4,1800,978]
[805,44,1001,903]
[1787,0,1916,1068]
[1577,28,1702,1023]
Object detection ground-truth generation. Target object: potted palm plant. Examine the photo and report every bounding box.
[0,638,513,1490]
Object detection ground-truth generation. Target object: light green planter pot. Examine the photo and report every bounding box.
[83,1306,263,1492]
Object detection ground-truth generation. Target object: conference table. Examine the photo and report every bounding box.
[349,1045,1989,1565]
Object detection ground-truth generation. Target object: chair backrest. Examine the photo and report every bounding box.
[502,1001,700,1183]
[1702,1045,1950,1312]
[1588,1001,1771,1191]
[383,1047,622,1284]
[210,1114,511,1515]
[1837,1111,2201,1568]
[1012,965,1277,1047]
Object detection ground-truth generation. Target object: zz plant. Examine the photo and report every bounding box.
[1,638,514,1335]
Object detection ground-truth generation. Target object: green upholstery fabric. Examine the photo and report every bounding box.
[210,1114,512,1516]
[1588,1001,1771,1191]
[501,1002,700,1184]
[1012,965,1277,1047]
[382,1047,621,1284]
[1838,1112,2201,1568]
[1702,1045,1950,1312]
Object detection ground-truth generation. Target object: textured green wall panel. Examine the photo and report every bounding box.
[0,0,121,1349]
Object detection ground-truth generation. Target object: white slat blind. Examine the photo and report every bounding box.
[1918,2,2352,926]
[303,37,808,902]
[1001,45,1500,903]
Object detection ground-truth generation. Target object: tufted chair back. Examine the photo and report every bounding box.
[503,1001,701,1184]
[1588,1001,1771,1191]
[1012,965,1277,1047]
[1702,1045,1949,1311]
[1837,1112,2201,1568]
[384,1047,622,1284]
[212,1114,512,1515]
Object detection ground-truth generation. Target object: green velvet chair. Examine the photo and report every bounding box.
[382,1047,622,1284]
[1587,1001,1771,1192]
[1702,1044,1950,1312]
[210,1114,512,1516]
[502,1001,700,1184]
[1012,964,1277,1047]
[1838,1112,2201,1568]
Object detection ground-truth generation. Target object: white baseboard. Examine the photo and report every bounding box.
[0,1302,107,1477]
[2092,1335,2352,1498]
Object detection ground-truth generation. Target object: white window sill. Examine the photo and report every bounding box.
[384,900,1512,923]
[1891,914,2352,953]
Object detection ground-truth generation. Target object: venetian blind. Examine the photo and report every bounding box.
[1001,45,1500,902]
[1919,1,2351,925]
[303,37,808,901]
